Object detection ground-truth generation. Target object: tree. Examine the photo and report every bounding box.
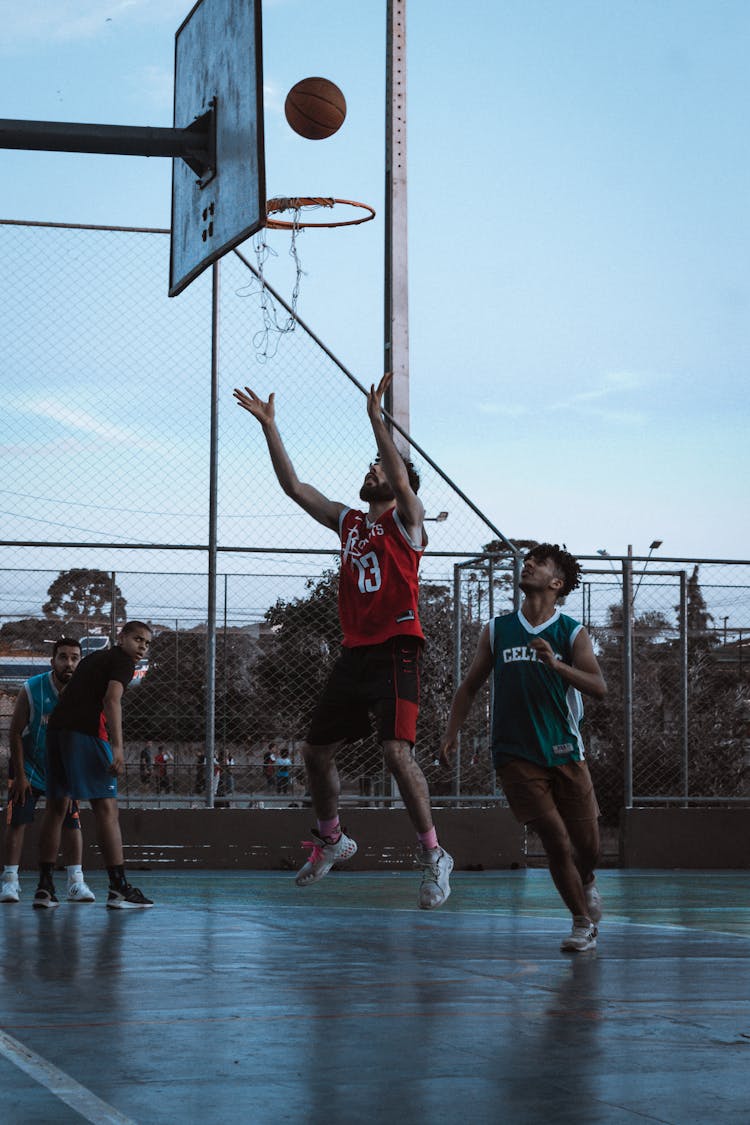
[43,568,126,633]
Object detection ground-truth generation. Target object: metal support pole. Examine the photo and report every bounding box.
[512,553,522,612]
[679,570,689,806]
[453,563,462,801]
[622,554,634,808]
[204,261,220,808]
[110,571,117,646]
[384,0,410,453]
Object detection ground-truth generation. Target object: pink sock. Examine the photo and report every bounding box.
[318,818,341,841]
[418,827,439,851]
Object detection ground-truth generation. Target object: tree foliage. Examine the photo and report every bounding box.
[43,568,126,633]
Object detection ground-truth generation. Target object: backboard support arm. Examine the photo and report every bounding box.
[0,109,217,182]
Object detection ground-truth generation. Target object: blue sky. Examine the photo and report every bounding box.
[1,0,748,560]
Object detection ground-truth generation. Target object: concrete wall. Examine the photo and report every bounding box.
[59,808,527,871]
[13,807,750,871]
[620,808,750,868]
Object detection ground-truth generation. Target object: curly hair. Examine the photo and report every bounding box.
[525,543,582,599]
[373,453,421,493]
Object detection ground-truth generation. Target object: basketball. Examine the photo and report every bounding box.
[284,77,347,140]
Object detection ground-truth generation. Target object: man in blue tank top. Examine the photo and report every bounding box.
[2,637,95,904]
[440,544,607,952]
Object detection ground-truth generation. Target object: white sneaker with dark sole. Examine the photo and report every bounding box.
[295,830,358,887]
[561,917,597,952]
[417,847,453,910]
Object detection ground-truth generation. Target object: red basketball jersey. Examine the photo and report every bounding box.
[338,507,424,647]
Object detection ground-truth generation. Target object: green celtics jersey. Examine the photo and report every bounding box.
[490,608,585,768]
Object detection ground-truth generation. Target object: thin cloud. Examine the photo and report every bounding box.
[10,397,166,452]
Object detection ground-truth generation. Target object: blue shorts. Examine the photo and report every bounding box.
[46,730,118,801]
[5,785,81,830]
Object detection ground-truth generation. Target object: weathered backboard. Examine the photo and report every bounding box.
[170,0,265,297]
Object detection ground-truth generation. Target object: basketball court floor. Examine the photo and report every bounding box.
[2,868,749,1124]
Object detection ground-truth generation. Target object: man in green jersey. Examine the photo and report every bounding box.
[440,544,607,952]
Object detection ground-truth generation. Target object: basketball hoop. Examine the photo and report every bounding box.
[265,196,376,230]
[243,195,375,362]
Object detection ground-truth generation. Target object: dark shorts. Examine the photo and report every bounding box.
[306,635,423,747]
[5,784,81,830]
[497,757,600,826]
[46,729,118,801]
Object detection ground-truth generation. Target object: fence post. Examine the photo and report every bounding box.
[679,569,689,806]
[622,553,634,808]
[453,563,462,802]
[110,571,117,645]
[204,261,220,809]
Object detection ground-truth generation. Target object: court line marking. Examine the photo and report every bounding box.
[0,1028,136,1125]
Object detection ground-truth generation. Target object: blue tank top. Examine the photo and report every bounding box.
[21,671,59,790]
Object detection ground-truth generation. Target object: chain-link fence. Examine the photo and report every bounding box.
[2,221,749,819]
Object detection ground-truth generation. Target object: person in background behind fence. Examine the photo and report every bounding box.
[440,544,607,952]
[139,741,152,784]
[2,637,95,905]
[36,621,155,910]
[275,748,292,795]
[154,745,172,794]
[234,372,453,910]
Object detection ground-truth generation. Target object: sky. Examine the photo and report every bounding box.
[1,0,748,562]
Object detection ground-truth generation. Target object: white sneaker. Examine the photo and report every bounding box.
[295,830,357,886]
[67,880,96,903]
[561,916,598,952]
[1,880,20,903]
[584,877,602,923]
[417,846,453,910]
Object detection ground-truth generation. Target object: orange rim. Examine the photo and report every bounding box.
[265,196,376,230]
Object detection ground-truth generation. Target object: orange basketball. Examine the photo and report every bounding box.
[284,77,347,141]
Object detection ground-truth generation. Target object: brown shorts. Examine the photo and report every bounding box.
[497,757,600,826]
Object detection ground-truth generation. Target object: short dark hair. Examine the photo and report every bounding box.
[120,620,153,638]
[374,453,421,494]
[52,636,81,656]
[525,543,582,599]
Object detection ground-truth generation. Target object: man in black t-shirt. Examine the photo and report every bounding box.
[35,621,154,910]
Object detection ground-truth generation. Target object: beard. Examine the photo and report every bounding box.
[359,480,395,503]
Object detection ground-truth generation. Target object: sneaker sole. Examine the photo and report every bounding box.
[33,901,60,910]
[295,840,358,887]
[106,901,154,909]
[67,897,96,903]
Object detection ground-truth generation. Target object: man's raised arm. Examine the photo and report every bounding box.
[367,373,424,533]
[233,386,345,532]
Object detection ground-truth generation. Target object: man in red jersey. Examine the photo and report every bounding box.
[234,373,452,909]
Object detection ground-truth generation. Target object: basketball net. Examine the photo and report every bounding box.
[248,203,309,362]
[238,197,375,362]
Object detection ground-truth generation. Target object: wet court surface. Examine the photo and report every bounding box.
[1,869,749,1124]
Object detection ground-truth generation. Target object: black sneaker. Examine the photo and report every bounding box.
[33,886,60,910]
[106,884,154,910]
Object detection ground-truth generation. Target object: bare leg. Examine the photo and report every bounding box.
[383,740,434,835]
[61,825,84,867]
[2,824,25,867]
[301,741,345,822]
[565,815,600,888]
[90,798,123,867]
[38,799,70,865]
[528,808,589,919]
